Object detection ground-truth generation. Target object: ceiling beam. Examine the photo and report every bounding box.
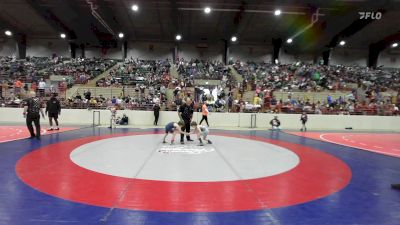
[62,0,106,44]
[156,2,166,40]
[118,0,137,40]
[24,0,77,39]
[327,13,384,48]
[0,14,26,37]
[170,0,179,35]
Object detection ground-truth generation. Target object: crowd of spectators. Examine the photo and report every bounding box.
[232,61,400,92]
[228,60,400,115]
[233,89,400,116]
[62,90,165,111]
[1,56,399,116]
[0,57,116,100]
[0,56,62,84]
[176,59,229,80]
[44,58,117,84]
[96,58,171,89]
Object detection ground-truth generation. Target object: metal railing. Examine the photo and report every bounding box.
[92,111,101,126]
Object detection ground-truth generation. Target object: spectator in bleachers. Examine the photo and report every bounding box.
[45,58,116,85]
[14,79,23,95]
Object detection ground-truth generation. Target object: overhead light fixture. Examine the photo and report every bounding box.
[118,32,124,38]
[392,43,398,48]
[60,33,66,39]
[204,7,211,14]
[175,34,182,41]
[274,9,281,16]
[131,4,139,11]
[5,30,12,36]
[287,38,293,44]
[339,40,346,46]
[231,36,237,42]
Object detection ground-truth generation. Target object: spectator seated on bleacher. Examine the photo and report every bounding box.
[97,58,171,89]
[45,58,116,85]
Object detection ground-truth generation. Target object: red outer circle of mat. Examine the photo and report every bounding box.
[287,132,400,158]
[0,126,78,143]
[16,132,352,212]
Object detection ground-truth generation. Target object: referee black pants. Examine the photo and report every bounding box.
[180,120,191,142]
[26,116,40,138]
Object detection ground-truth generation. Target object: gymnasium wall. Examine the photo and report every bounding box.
[377,48,400,68]
[178,43,224,61]
[127,42,174,60]
[279,51,315,64]
[229,45,273,62]
[26,39,70,58]
[85,46,121,59]
[1,39,393,68]
[0,108,399,131]
[0,39,17,56]
[330,48,368,66]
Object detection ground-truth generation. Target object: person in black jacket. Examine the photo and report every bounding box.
[300,112,308,131]
[153,102,160,125]
[23,91,45,139]
[46,93,61,131]
[269,116,281,130]
[178,98,194,144]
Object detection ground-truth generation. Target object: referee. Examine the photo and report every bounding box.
[23,91,45,140]
[178,98,194,144]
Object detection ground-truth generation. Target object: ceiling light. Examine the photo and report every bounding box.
[131,4,139,11]
[274,9,281,16]
[60,33,66,39]
[392,43,398,48]
[339,40,346,46]
[204,7,211,14]
[231,36,237,42]
[5,30,12,36]
[176,34,182,41]
[287,38,293,44]
[118,32,124,38]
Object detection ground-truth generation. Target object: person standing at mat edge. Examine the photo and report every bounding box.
[178,98,194,144]
[46,93,61,131]
[153,102,160,125]
[199,102,209,126]
[23,91,45,140]
[270,116,281,130]
[300,112,308,131]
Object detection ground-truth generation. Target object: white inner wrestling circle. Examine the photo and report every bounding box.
[70,134,300,182]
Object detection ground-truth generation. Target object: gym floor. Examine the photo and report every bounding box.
[0,125,399,225]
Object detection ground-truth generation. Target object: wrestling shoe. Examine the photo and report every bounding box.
[392,184,400,190]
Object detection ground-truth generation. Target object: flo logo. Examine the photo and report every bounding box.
[359,12,382,20]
